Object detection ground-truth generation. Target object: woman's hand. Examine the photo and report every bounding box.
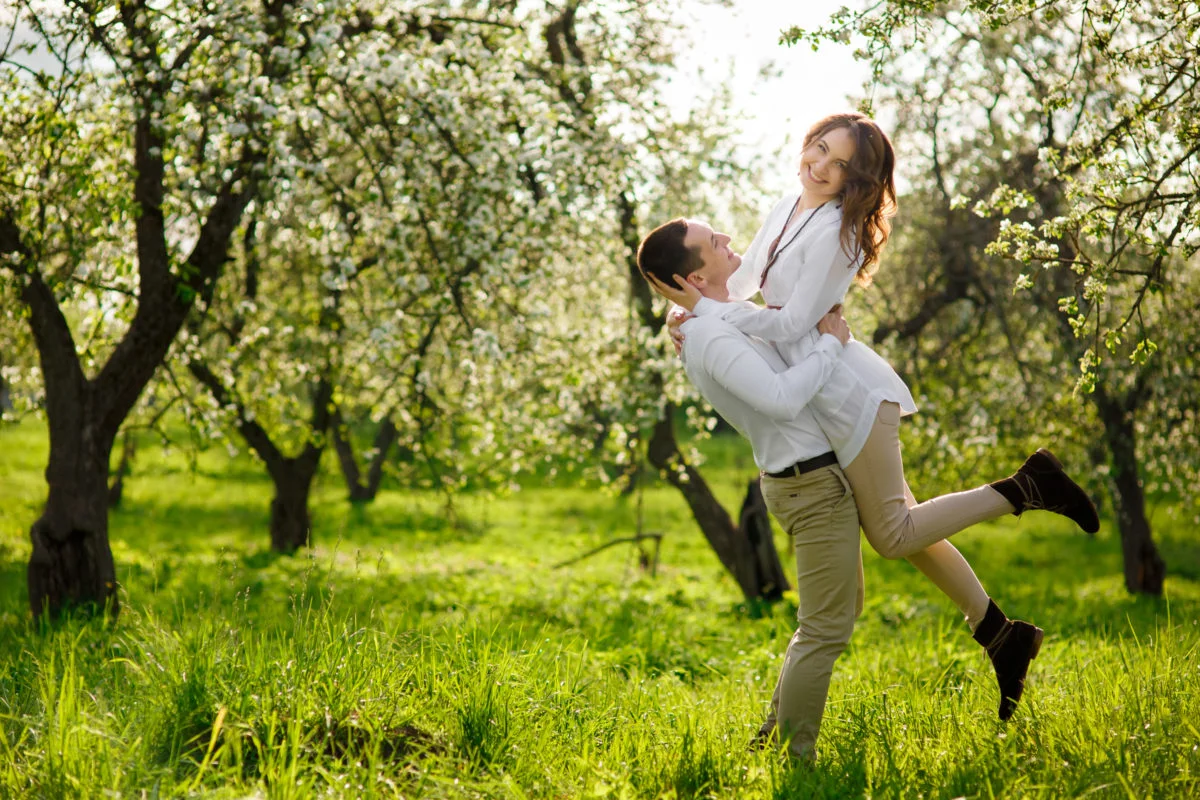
[817,309,851,345]
[647,273,702,311]
[666,307,695,356]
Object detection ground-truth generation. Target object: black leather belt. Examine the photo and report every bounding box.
[764,451,838,479]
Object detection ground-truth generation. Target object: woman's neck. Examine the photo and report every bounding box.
[797,193,833,210]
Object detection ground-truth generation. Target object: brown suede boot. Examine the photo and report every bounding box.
[972,599,1044,721]
[989,448,1100,533]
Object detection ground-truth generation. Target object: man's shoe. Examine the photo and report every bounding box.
[972,599,1044,721]
[989,448,1100,533]
[748,726,774,753]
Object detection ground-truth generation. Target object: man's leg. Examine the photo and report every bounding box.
[759,465,860,761]
[757,533,863,746]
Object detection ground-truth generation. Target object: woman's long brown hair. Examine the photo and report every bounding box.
[802,113,897,287]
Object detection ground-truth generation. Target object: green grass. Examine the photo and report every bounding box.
[1,421,1198,798]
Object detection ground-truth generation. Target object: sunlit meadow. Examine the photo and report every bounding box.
[1,421,1198,799]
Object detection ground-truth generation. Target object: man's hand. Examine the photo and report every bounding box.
[666,307,695,355]
[817,309,851,345]
[647,273,702,311]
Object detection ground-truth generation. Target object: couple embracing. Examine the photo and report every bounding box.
[636,112,1099,761]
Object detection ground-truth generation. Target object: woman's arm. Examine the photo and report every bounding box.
[724,206,775,302]
[690,324,847,421]
[702,221,857,342]
[702,193,798,307]
[651,195,797,314]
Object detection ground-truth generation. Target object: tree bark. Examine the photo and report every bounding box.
[0,356,10,412]
[647,407,789,603]
[190,361,332,553]
[12,252,125,617]
[268,459,318,553]
[16,181,253,617]
[1094,387,1166,595]
[28,401,119,617]
[738,479,789,602]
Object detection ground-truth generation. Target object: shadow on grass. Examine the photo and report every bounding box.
[330,498,489,546]
[771,754,869,800]
[1158,523,1200,582]
[99,539,504,632]
[0,549,30,638]
[110,493,269,551]
[242,548,285,571]
[110,484,491,559]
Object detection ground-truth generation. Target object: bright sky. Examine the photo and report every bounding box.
[670,1,873,196]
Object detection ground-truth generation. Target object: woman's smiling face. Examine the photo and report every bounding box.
[798,125,856,204]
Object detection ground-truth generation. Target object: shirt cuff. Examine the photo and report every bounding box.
[815,333,846,355]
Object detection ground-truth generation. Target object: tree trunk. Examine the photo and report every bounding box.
[14,258,130,618]
[738,479,789,602]
[1094,389,1165,595]
[362,418,396,498]
[331,411,396,503]
[647,407,789,603]
[190,361,332,553]
[28,396,119,617]
[269,459,317,553]
[0,360,10,412]
[331,417,366,502]
[1034,164,1167,594]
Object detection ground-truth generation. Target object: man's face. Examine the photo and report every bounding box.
[682,220,741,292]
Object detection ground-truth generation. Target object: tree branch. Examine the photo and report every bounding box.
[188,358,286,471]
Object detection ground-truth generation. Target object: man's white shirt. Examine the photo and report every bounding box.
[679,313,844,473]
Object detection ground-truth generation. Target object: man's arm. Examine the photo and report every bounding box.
[689,321,846,421]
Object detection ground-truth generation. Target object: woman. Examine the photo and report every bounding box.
[649,112,1099,721]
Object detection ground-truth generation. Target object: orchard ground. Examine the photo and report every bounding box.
[1,421,1198,799]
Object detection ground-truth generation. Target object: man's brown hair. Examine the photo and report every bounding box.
[636,218,704,287]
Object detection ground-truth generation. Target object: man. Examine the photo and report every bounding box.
[637,216,861,761]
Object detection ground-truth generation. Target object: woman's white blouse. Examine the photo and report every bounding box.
[692,192,917,467]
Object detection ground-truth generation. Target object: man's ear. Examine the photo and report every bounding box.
[685,271,706,289]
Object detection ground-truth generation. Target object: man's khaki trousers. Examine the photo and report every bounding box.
[759,463,862,761]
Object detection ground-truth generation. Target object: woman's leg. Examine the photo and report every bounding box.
[843,402,1013,559]
[899,483,990,630]
[844,416,1045,719]
[905,541,991,630]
